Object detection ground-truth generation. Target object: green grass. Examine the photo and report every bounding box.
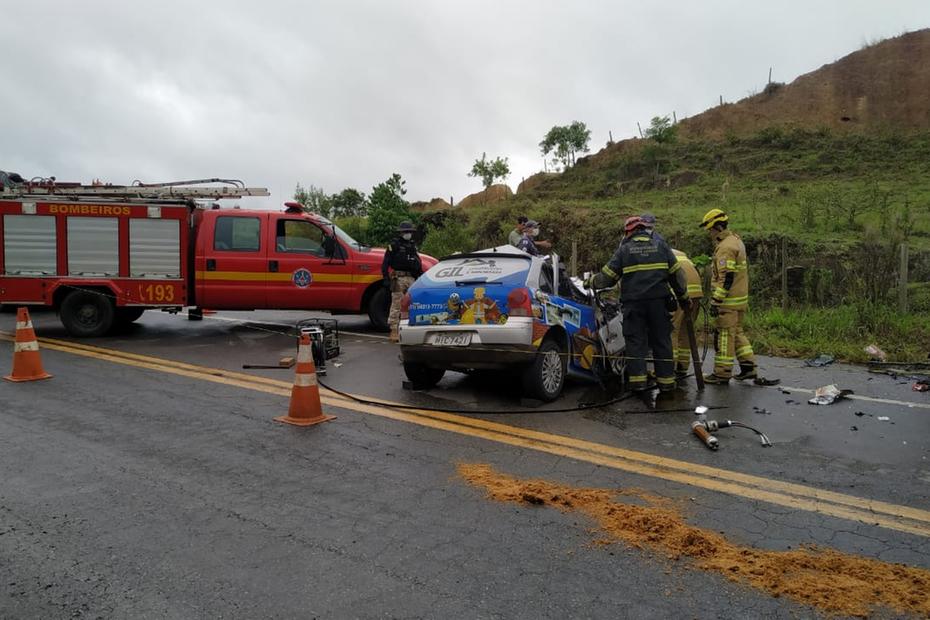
[521,128,930,253]
[746,304,930,363]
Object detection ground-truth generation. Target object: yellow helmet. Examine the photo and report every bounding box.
[699,208,728,229]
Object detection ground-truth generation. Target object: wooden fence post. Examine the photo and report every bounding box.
[899,242,909,313]
[781,237,788,310]
[571,240,578,278]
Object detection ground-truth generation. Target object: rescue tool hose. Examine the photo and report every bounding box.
[317,377,638,414]
[318,377,729,416]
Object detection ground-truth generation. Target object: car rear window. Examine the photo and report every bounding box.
[421,256,529,287]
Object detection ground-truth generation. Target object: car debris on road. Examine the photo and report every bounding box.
[808,384,853,405]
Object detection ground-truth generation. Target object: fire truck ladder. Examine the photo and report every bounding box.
[1,177,270,200]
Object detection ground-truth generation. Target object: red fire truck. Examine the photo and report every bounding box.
[0,175,437,337]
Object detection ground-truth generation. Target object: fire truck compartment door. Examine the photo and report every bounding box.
[3,214,57,275]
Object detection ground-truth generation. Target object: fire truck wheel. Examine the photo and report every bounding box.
[368,287,391,332]
[60,290,115,338]
[115,307,146,325]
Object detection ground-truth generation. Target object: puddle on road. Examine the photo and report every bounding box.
[458,463,930,618]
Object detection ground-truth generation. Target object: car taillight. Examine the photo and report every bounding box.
[507,287,533,317]
[400,293,412,320]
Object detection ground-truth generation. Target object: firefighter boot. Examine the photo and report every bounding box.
[735,363,758,381]
[389,327,399,343]
[703,372,731,385]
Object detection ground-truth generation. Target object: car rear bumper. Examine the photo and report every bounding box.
[399,317,536,369]
[401,343,537,369]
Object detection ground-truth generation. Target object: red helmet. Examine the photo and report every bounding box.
[623,216,643,234]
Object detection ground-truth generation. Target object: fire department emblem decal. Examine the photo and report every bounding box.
[292,268,313,288]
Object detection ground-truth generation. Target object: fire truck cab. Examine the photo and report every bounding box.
[0,175,435,337]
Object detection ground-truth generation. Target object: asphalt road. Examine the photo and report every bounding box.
[1,308,929,618]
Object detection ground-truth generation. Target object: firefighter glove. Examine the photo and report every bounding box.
[678,297,692,311]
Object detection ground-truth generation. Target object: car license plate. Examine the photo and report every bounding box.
[433,332,472,347]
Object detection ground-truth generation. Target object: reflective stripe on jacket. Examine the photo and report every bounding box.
[672,249,704,299]
[601,232,686,302]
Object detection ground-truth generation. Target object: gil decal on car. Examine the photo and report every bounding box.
[425,257,527,284]
[292,268,313,288]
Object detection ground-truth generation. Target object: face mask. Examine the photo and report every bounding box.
[530,228,539,237]
[402,233,412,241]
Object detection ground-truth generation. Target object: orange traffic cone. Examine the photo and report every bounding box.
[4,307,52,382]
[274,333,335,427]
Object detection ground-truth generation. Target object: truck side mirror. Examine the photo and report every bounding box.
[322,236,336,258]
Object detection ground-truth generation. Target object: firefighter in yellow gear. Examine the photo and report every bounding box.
[699,209,756,384]
[670,249,703,379]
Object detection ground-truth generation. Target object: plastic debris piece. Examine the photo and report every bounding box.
[752,406,772,415]
[753,377,780,386]
[877,416,890,421]
[805,354,835,367]
[850,425,858,431]
[913,380,930,392]
[864,344,888,362]
[854,411,866,417]
[807,384,852,405]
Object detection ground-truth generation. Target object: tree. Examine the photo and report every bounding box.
[468,153,510,190]
[330,188,368,218]
[539,121,591,170]
[644,115,678,144]
[293,183,333,217]
[367,173,415,245]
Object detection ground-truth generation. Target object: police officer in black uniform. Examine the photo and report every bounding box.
[587,216,689,392]
[382,221,422,342]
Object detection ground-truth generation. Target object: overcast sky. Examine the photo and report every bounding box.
[2,1,928,207]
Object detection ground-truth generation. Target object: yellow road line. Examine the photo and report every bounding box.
[17,334,930,528]
[3,333,930,537]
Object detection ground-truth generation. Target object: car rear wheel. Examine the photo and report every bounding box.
[403,362,445,389]
[368,286,391,332]
[522,338,566,402]
[59,290,115,338]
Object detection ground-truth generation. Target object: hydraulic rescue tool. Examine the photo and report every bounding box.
[692,417,772,450]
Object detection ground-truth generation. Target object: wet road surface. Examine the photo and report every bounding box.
[1,308,929,618]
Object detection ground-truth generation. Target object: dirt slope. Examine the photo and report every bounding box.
[681,29,930,139]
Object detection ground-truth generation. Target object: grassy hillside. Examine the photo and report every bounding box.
[525,128,930,252]
[398,128,930,362]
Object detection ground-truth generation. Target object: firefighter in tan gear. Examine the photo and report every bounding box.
[699,209,756,384]
[670,249,703,380]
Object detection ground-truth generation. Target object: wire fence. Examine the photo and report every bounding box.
[746,236,928,313]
